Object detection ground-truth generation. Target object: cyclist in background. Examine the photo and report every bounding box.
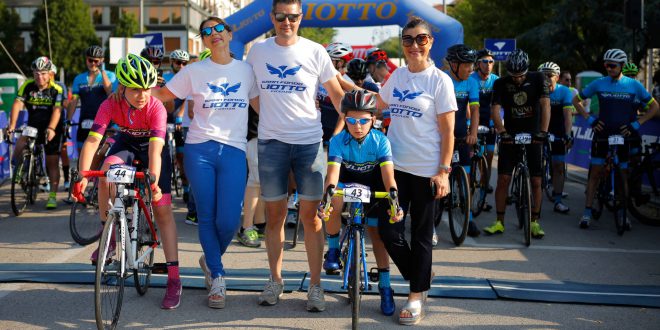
[365,48,389,86]
[50,63,72,192]
[140,46,166,87]
[7,56,64,209]
[538,62,573,214]
[346,58,380,93]
[622,62,639,79]
[326,42,353,78]
[471,48,498,202]
[319,43,355,144]
[320,90,401,316]
[443,44,481,239]
[72,54,182,309]
[573,49,659,229]
[67,46,117,160]
[483,49,550,239]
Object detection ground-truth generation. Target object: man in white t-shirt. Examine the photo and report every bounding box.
[246,0,353,313]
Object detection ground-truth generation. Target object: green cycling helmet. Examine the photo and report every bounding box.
[199,49,211,61]
[622,62,639,76]
[115,54,157,89]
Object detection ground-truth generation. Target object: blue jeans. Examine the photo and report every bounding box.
[184,140,246,277]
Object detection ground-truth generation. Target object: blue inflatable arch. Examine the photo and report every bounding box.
[225,0,463,66]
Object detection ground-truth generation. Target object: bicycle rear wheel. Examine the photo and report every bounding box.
[350,229,362,330]
[69,180,101,245]
[517,167,532,246]
[94,215,125,330]
[612,167,627,236]
[134,201,155,295]
[11,154,32,216]
[448,167,470,246]
[470,156,489,218]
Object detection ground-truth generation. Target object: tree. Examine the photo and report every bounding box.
[112,12,140,38]
[299,27,336,45]
[377,37,402,60]
[0,0,21,73]
[30,0,99,82]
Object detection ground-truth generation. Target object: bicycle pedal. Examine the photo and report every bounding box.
[368,268,379,282]
[151,263,168,274]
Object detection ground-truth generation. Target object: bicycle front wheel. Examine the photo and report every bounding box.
[170,148,181,197]
[612,167,628,236]
[448,167,470,246]
[470,156,489,218]
[516,167,532,246]
[70,180,101,245]
[350,229,362,330]
[11,154,32,216]
[134,202,155,295]
[95,215,125,330]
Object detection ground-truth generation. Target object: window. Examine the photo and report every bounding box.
[171,7,182,24]
[91,7,103,25]
[165,37,180,52]
[121,7,140,24]
[15,7,38,24]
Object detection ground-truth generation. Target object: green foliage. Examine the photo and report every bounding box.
[30,0,99,82]
[377,37,402,60]
[113,12,140,38]
[299,27,336,44]
[0,0,21,73]
[449,0,660,74]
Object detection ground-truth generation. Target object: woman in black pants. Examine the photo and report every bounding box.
[375,16,456,325]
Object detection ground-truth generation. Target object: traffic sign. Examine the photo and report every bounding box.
[484,39,516,61]
[134,32,164,52]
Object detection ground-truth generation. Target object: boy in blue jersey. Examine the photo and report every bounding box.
[319,90,403,316]
[538,62,574,213]
[573,49,659,229]
[444,44,481,238]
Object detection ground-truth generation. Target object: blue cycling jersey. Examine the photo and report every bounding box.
[548,84,574,136]
[451,75,480,138]
[72,70,117,121]
[579,75,653,134]
[328,129,393,174]
[470,72,498,126]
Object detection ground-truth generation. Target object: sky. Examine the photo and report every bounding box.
[334,0,449,46]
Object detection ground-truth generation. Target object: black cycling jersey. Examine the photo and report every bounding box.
[16,79,63,130]
[492,71,549,135]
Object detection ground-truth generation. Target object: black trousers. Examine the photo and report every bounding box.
[378,170,435,293]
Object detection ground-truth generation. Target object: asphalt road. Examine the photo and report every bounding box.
[1,165,659,329]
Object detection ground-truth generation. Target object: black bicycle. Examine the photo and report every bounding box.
[470,126,491,218]
[507,133,535,246]
[10,126,49,216]
[591,135,629,235]
[166,124,182,197]
[443,139,471,246]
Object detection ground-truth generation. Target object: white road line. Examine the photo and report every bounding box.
[457,242,660,254]
[492,284,660,297]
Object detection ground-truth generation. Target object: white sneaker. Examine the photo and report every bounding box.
[432,227,438,247]
[286,212,297,228]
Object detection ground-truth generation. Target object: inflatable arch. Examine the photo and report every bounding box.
[225,0,463,66]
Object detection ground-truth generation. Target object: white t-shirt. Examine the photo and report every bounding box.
[166,58,259,151]
[246,37,338,144]
[380,65,457,177]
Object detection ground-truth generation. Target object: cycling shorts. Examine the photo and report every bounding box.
[497,142,543,177]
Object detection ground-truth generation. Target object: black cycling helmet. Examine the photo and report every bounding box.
[346,58,369,81]
[506,49,529,75]
[445,44,477,64]
[140,46,164,60]
[86,45,104,58]
[476,48,493,60]
[341,90,377,114]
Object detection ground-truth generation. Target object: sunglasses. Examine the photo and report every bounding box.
[150,59,161,66]
[604,63,620,69]
[345,117,371,125]
[173,60,188,66]
[349,75,366,81]
[544,73,557,79]
[273,12,301,22]
[87,58,101,65]
[200,24,226,37]
[402,34,431,47]
[480,59,495,64]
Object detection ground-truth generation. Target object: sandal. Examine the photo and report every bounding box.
[398,299,424,325]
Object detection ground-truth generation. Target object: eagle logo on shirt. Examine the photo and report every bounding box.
[207,82,242,96]
[266,63,302,79]
[393,88,423,102]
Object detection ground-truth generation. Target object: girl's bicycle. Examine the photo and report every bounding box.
[74,165,158,330]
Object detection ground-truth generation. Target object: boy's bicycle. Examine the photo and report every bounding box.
[10,126,49,216]
[320,183,399,330]
[74,164,158,330]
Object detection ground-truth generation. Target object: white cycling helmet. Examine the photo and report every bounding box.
[538,62,560,75]
[50,63,57,75]
[169,49,190,62]
[603,48,627,63]
[326,42,354,62]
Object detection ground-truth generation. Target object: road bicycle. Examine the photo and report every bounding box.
[627,137,660,226]
[541,134,569,202]
[507,133,535,247]
[320,184,399,330]
[442,139,471,246]
[591,135,630,235]
[75,165,158,330]
[470,125,492,218]
[10,126,49,216]
[166,124,182,197]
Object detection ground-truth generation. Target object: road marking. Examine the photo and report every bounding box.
[457,241,660,254]
[492,284,660,297]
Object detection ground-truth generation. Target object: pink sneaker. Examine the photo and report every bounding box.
[90,239,116,265]
[161,279,182,309]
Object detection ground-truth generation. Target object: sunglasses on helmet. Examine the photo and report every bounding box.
[200,24,227,37]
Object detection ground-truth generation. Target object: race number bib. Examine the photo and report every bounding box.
[477,125,491,134]
[106,164,136,184]
[608,135,624,146]
[21,126,38,138]
[343,183,371,203]
[452,150,460,163]
[81,119,94,129]
[514,133,532,145]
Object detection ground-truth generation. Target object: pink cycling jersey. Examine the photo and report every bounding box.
[89,96,166,143]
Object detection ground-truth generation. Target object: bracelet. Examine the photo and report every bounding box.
[47,127,55,132]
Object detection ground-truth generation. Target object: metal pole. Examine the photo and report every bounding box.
[646,48,654,91]
[139,0,144,33]
[44,0,53,60]
[0,40,26,76]
[443,0,447,14]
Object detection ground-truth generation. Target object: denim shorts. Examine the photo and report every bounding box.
[258,139,326,201]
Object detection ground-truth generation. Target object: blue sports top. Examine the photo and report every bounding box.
[451,75,480,138]
[470,72,498,126]
[71,70,118,121]
[328,129,393,174]
[578,75,653,134]
[548,84,574,136]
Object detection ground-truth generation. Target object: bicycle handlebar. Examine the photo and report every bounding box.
[321,187,401,224]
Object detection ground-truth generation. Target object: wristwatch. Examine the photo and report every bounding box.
[438,164,452,174]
